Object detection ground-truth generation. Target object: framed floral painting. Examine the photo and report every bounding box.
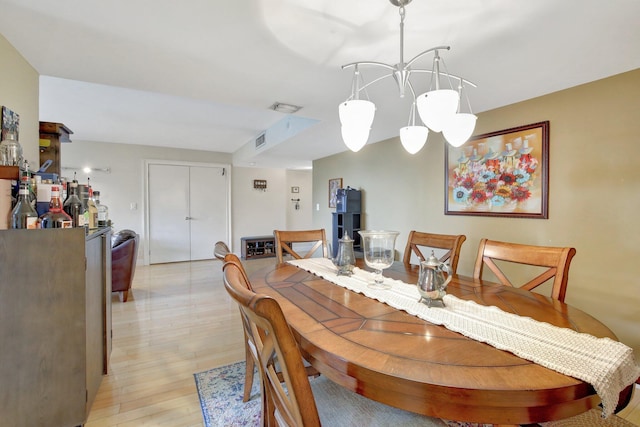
[445,121,549,219]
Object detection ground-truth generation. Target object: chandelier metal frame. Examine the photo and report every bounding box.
[339,0,477,153]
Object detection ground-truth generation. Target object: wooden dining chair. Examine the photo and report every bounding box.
[222,253,257,402]
[213,241,231,261]
[222,259,447,426]
[222,253,319,403]
[273,229,329,264]
[403,231,467,274]
[473,238,577,302]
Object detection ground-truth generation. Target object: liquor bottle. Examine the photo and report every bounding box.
[14,174,34,208]
[81,185,90,228]
[29,176,37,210]
[64,172,78,205]
[20,159,36,210]
[10,180,38,229]
[93,190,109,228]
[87,181,98,229]
[61,181,67,202]
[39,185,73,228]
[63,180,86,228]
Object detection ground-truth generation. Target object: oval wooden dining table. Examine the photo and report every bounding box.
[248,259,633,425]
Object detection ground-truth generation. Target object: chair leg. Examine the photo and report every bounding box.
[262,382,277,427]
[243,341,255,402]
[120,290,129,302]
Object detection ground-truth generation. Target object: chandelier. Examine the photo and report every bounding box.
[338,0,477,153]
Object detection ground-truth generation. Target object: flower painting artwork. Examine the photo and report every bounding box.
[1,106,20,141]
[445,121,549,219]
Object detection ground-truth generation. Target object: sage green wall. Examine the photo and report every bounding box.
[312,68,640,356]
[0,35,39,166]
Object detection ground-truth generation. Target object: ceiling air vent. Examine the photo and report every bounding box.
[255,133,266,149]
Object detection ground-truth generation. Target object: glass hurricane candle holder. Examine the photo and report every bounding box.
[358,230,399,290]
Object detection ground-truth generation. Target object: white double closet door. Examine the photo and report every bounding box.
[147,162,229,264]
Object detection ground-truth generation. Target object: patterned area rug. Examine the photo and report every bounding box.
[194,361,261,426]
[194,361,492,427]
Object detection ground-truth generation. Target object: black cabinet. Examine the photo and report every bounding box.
[332,212,362,257]
[336,188,361,213]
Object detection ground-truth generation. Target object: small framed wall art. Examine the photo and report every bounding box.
[1,106,19,141]
[328,178,342,208]
[253,179,267,190]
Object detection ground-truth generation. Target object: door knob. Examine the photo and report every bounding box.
[185,216,192,220]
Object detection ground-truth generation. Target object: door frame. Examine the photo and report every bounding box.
[143,159,232,266]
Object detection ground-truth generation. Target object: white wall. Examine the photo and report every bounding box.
[231,167,286,253]
[62,141,313,262]
[285,169,313,231]
[61,140,232,260]
[231,167,313,254]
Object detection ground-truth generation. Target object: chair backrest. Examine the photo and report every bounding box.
[223,260,321,427]
[403,231,467,274]
[213,241,231,261]
[473,238,576,302]
[112,229,139,248]
[111,230,140,291]
[273,229,328,264]
[222,252,253,291]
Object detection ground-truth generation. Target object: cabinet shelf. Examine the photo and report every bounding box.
[241,235,276,260]
[332,212,362,258]
[0,165,19,180]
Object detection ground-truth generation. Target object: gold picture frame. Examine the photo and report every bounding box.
[328,178,342,208]
[445,121,549,219]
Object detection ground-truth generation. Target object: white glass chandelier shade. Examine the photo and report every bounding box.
[400,125,429,154]
[341,126,370,152]
[338,100,376,129]
[416,89,460,133]
[442,113,477,147]
[339,100,375,152]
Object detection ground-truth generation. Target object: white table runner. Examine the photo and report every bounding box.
[288,258,640,418]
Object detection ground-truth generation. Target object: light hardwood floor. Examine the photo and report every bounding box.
[86,259,255,427]
[87,259,640,426]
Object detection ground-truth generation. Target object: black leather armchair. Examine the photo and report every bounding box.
[111,229,139,302]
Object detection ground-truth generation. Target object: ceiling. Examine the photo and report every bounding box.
[1,0,639,170]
